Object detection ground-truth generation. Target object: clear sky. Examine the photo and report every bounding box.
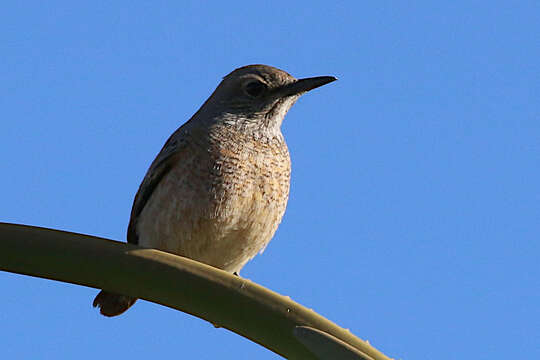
[1,2,538,359]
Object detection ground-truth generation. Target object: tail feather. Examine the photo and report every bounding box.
[93,290,137,317]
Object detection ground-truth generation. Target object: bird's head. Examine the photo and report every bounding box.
[196,64,336,135]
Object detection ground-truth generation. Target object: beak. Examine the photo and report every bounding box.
[275,76,337,97]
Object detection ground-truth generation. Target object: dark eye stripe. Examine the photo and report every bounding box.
[244,81,266,98]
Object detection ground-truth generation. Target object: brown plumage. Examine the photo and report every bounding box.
[93,65,336,316]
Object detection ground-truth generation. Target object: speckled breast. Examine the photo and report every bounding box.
[136,126,291,273]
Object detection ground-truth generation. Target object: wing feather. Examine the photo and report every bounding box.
[127,128,188,244]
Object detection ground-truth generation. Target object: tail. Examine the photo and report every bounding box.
[92,290,137,317]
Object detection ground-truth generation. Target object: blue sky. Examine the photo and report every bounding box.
[1,1,539,359]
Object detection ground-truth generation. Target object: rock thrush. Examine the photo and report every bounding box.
[93,64,336,316]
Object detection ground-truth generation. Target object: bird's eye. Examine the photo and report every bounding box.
[244,81,266,98]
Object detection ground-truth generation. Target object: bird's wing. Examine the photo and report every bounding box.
[127,127,188,245]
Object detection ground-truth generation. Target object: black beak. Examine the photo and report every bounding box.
[276,76,337,97]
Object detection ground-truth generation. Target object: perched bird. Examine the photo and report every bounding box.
[93,64,336,316]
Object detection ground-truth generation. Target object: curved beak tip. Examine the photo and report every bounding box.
[279,75,338,97]
[305,76,338,89]
[326,76,339,83]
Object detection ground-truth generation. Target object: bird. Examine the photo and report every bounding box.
[93,64,336,316]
